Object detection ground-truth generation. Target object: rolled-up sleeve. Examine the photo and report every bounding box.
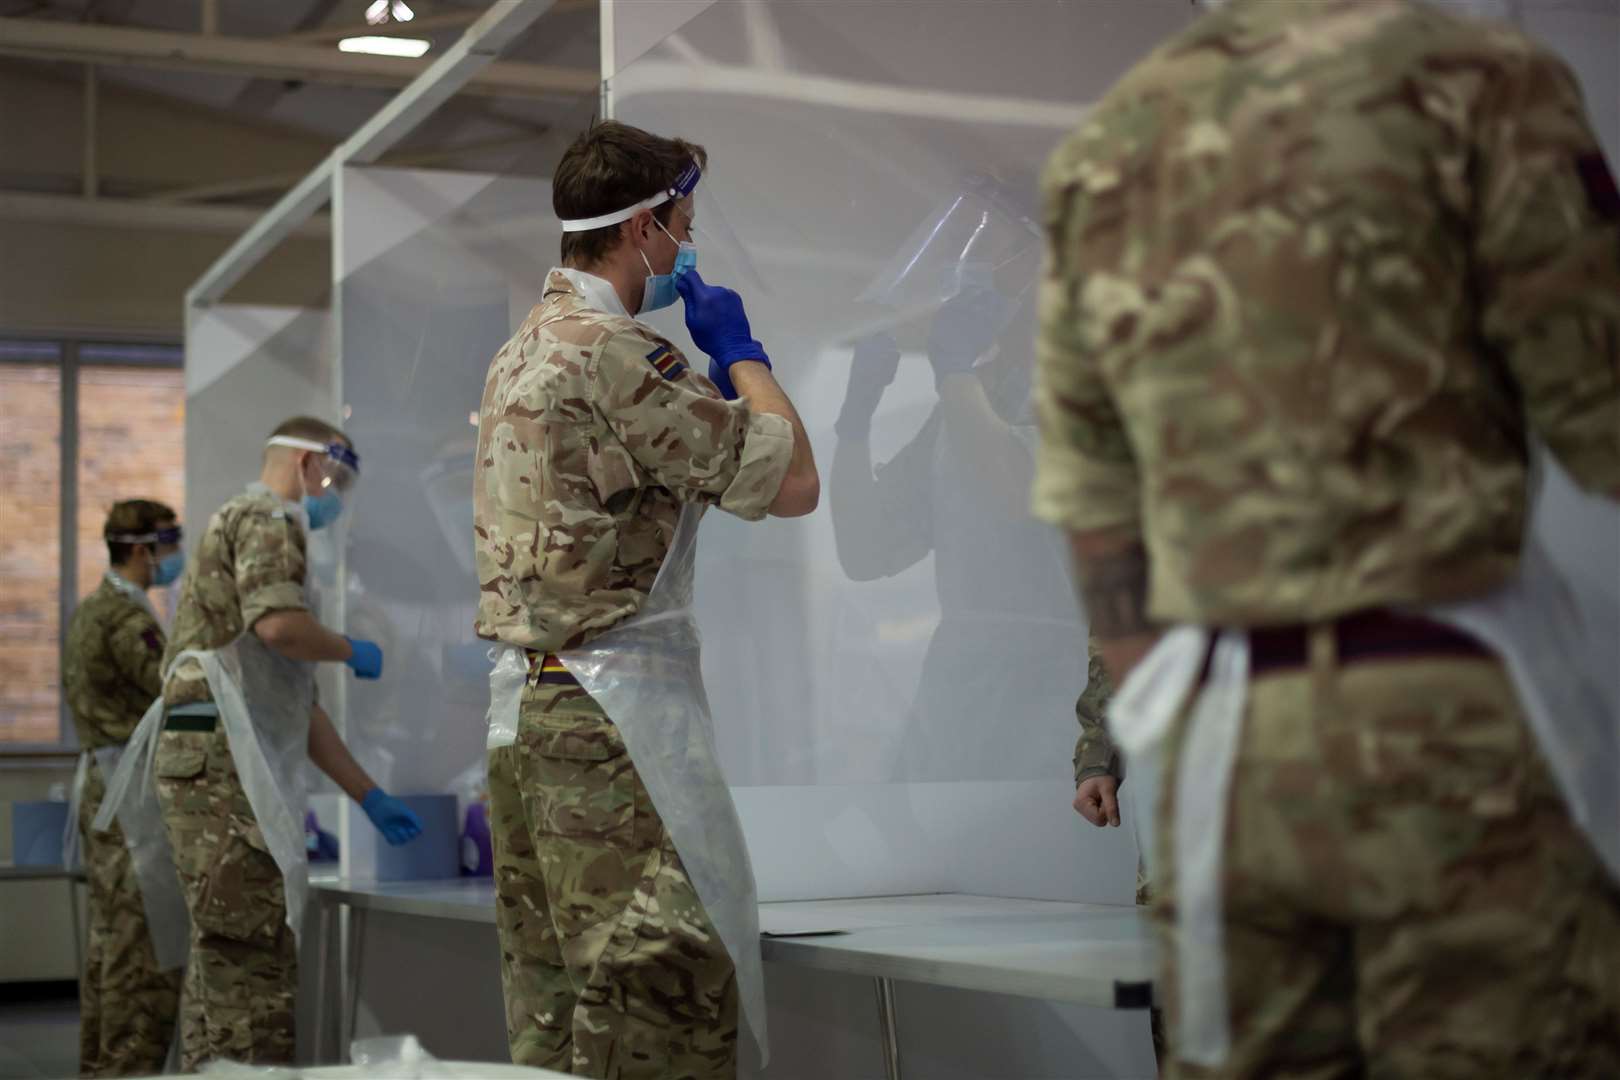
[591,330,793,521]
[235,508,310,629]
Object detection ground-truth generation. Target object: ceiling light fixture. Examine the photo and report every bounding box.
[338,35,431,58]
[365,0,415,24]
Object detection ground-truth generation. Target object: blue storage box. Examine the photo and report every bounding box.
[373,794,459,881]
[11,800,70,867]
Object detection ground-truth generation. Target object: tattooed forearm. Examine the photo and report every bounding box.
[1067,528,1158,684]
[1074,537,1152,640]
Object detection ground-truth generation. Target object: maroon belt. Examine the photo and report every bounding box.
[1237,609,1492,679]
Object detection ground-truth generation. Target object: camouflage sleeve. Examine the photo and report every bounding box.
[1477,45,1620,493]
[590,329,794,521]
[106,606,165,721]
[1030,143,1143,532]
[235,507,311,630]
[1075,634,1122,786]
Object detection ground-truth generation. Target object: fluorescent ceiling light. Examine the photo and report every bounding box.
[338,35,431,58]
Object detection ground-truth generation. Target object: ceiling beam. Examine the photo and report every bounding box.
[0,16,596,98]
[0,190,329,235]
[189,0,567,307]
[141,134,544,204]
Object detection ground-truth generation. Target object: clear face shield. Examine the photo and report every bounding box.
[105,523,185,550]
[858,174,1043,329]
[266,435,361,533]
[559,159,771,301]
[266,435,359,494]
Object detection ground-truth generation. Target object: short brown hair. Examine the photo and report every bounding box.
[554,121,707,266]
[268,416,352,451]
[104,499,178,564]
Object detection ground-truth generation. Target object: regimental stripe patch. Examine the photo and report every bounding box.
[646,344,687,381]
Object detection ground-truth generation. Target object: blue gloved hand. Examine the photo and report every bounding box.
[834,334,902,437]
[676,270,771,371]
[707,358,739,401]
[926,285,1011,386]
[360,788,422,846]
[344,637,384,680]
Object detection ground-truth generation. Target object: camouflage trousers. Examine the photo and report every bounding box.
[78,758,182,1078]
[488,683,739,1079]
[1152,640,1620,1079]
[154,725,297,1073]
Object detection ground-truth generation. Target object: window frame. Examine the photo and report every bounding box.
[0,330,183,754]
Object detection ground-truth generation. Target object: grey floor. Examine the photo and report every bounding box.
[0,987,78,1080]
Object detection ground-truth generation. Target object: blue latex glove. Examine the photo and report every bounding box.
[707,358,739,401]
[344,637,383,680]
[360,788,422,846]
[926,285,1012,386]
[835,334,901,437]
[676,270,770,371]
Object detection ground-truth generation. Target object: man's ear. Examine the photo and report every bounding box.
[626,208,655,246]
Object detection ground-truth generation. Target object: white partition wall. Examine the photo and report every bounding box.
[333,163,563,875]
[184,304,335,531]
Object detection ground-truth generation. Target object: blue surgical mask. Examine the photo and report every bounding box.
[303,491,344,531]
[638,219,697,315]
[153,551,185,587]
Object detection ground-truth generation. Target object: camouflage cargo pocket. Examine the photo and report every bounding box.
[525,713,635,847]
[193,819,287,945]
[154,731,208,780]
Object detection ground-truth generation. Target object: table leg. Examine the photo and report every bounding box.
[342,907,368,1061]
[313,900,334,1062]
[874,976,901,1080]
[67,877,84,978]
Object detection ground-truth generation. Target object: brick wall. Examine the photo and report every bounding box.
[0,363,184,745]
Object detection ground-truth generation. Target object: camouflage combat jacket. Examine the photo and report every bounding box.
[474,269,794,652]
[62,575,166,748]
[161,484,313,706]
[1034,0,1620,625]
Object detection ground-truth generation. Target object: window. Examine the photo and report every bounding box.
[0,338,183,749]
[76,365,186,599]
[0,347,63,745]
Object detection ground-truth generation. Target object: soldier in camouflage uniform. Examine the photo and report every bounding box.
[62,499,184,1077]
[1035,0,1620,1075]
[153,416,420,1071]
[475,121,818,1078]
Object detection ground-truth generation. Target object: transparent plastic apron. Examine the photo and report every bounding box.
[65,571,190,970]
[100,491,318,944]
[486,505,770,1063]
[1109,540,1619,1068]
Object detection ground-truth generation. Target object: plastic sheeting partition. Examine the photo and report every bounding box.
[184,304,334,532]
[335,166,567,860]
[605,0,1201,904]
[325,2,1188,907]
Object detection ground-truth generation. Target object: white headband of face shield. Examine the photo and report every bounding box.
[560,190,678,233]
[558,161,703,233]
[265,435,359,483]
[267,435,331,454]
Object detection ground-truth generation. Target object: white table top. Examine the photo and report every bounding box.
[309,879,1156,1010]
[759,893,1155,1008]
